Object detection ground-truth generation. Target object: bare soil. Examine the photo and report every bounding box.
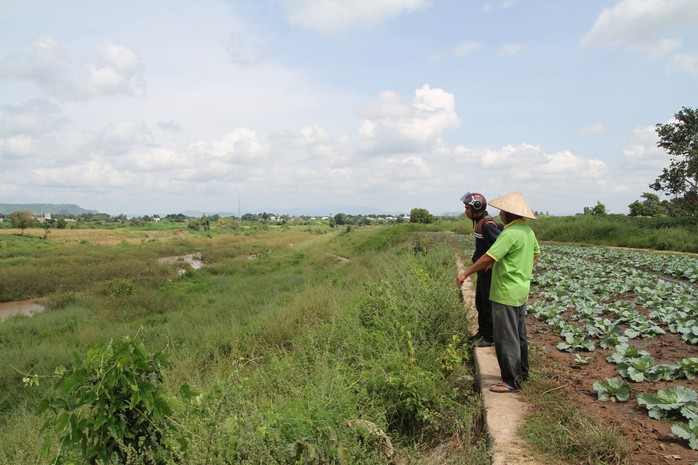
[527,301,698,465]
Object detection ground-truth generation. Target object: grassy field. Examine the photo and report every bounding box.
[2,214,694,464]
[0,224,489,464]
[529,214,698,253]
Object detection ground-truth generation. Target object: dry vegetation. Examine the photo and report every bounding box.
[4,228,192,245]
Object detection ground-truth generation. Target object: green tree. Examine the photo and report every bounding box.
[650,106,698,215]
[8,210,36,235]
[628,192,670,217]
[333,213,348,225]
[583,201,607,216]
[409,208,434,224]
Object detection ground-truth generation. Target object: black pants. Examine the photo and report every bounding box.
[492,301,529,389]
[475,270,493,340]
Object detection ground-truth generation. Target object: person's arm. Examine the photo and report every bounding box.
[457,253,495,287]
[533,253,541,268]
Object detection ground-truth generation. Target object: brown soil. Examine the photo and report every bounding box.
[527,307,698,465]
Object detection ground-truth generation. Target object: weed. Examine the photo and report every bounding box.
[520,344,632,464]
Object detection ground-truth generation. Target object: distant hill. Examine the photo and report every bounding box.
[0,203,97,216]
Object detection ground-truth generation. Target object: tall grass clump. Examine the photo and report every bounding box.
[519,346,632,464]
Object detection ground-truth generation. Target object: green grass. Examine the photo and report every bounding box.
[519,346,632,465]
[0,225,488,464]
[530,214,698,252]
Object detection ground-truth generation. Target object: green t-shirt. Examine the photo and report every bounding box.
[485,219,541,306]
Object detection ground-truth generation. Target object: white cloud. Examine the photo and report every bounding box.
[0,36,144,101]
[98,120,152,153]
[0,35,66,81]
[209,128,272,163]
[622,124,668,171]
[498,43,525,57]
[581,0,698,73]
[32,159,129,191]
[482,0,516,13]
[280,0,432,33]
[270,125,340,158]
[0,99,67,137]
[452,143,610,187]
[126,147,191,172]
[357,85,459,155]
[0,134,34,159]
[454,40,482,56]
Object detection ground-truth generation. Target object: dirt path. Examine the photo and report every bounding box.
[458,261,542,465]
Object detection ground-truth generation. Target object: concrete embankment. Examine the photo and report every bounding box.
[459,265,542,465]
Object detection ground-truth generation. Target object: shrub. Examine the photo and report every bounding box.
[36,337,187,464]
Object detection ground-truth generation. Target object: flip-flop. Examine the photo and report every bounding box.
[489,383,518,393]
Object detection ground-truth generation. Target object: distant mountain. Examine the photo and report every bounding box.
[0,203,97,216]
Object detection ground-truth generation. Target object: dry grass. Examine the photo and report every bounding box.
[3,228,191,245]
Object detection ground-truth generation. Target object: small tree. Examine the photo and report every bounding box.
[583,202,607,216]
[628,192,670,216]
[8,210,36,235]
[650,106,698,215]
[409,208,434,224]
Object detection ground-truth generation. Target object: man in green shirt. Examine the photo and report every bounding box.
[457,192,541,392]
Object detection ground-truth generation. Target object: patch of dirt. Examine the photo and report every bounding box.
[527,312,698,465]
[0,299,45,322]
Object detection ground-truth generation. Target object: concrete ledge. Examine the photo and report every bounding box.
[459,265,542,465]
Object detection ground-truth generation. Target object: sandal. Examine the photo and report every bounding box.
[489,383,519,393]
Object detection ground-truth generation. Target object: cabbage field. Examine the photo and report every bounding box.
[528,245,698,462]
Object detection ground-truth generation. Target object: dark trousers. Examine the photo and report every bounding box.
[474,270,493,340]
[492,301,529,389]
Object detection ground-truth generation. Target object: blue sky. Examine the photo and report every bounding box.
[1,0,697,216]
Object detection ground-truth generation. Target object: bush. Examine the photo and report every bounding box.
[36,337,188,464]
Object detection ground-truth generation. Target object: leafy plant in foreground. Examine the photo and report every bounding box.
[592,378,631,402]
[36,337,188,464]
[677,357,698,380]
[672,418,698,450]
[605,343,650,364]
[637,386,698,420]
[556,325,595,353]
[617,355,655,382]
[572,354,592,366]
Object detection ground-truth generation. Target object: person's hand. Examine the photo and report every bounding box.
[456,272,465,288]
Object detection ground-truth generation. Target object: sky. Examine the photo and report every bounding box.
[1,0,697,216]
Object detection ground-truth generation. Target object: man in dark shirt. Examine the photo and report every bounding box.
[457,192,501,347]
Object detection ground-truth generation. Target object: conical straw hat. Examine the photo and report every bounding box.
[488,191,536,219]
